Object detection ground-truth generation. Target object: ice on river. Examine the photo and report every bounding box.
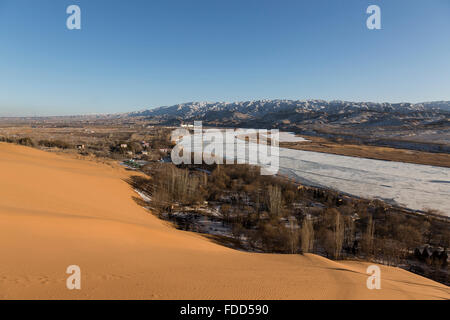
[176,130,450,214]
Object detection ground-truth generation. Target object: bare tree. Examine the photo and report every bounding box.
[300,218,314,253]
[344,216,355,252]
[333,211,344,259]
[266,185,283,217]
[287,218,299,254]
[362,214,375,258]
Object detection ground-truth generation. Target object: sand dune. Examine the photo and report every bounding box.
[0,143,448,299]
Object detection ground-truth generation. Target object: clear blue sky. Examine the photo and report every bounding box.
[0,0,449,116]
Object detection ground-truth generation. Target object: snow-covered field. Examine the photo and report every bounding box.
[278,148,450,214]
[264,131,310,143]
[176,130,450,215]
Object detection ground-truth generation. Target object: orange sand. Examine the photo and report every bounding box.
[0,142,448,299]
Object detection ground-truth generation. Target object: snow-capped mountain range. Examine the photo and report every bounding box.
[123,100,450,151]
[126,99,450,120]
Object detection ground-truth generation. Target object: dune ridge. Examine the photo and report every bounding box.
[0,143,448,300]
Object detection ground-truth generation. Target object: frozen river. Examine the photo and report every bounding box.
[175,129,450,215]
[277,148,450,214]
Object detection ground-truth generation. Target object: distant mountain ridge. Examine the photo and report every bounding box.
[126,100,450,120]
[1,99,447,152]
[124,100,450,152]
